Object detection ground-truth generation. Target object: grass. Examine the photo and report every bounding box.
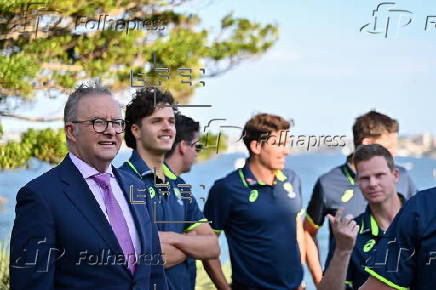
[0,242,9,290]
[195,260,231,290]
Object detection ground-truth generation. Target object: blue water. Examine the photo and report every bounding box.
[1,152,435,289]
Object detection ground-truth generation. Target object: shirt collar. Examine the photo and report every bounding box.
[127,150,177,180]
[341,159,356,186]
[127,150,154,178]
[359,193,405,238]
[346,154,356,172]
[69,152,114,179]
[359,206,382,237]
[239,158,287,187]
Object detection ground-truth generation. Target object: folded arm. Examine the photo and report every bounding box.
[159,223,219,260]
[160,242,188,269]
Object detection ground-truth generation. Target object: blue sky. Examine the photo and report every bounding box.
[3,0,436,137]
[179,0,436,136]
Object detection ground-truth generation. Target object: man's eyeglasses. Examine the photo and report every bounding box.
[193,143,204,152]
[186,140,204,152]
[71,118,126,134]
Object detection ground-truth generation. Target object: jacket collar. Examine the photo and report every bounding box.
[58,154,133,276]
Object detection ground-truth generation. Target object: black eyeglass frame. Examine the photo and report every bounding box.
[71,118,126,134]
[193,143,204,152]
[182,139,204,152]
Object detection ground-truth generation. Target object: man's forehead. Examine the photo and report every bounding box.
[374,132,398,141]
[357,156,391,172]
[147,106,175,118]
[78,94,121,116]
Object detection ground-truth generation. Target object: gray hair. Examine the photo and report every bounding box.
[64,82,113,122]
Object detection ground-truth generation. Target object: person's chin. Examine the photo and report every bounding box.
[273,162,285,170]
[366,194,385,203]
[96,148,118,161]
[156,138,174,148]
[156,145,172,153]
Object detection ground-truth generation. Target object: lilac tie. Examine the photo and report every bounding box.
[91,173,136,274]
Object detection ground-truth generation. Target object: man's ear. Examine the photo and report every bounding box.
[392,168,400,183]
[65,123,77,142]
[130,123,141,139]
[249,140,261,155]
[179,141,188,155]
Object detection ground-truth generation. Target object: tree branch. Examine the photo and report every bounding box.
[41,63,83,71]
[0,112,63,122]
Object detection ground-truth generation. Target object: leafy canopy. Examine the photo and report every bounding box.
[0,0,278,113]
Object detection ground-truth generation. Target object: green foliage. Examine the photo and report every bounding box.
[0,139,32,169]
[0,122,3,139]
[0,128,67,169]
[0,0,278,105]
[0,0,276,169]
[198,132,228,161]
[21,128,68,163]
[0,241,9,290]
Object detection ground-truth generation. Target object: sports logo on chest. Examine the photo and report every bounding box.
[249,189,259,202]
[284,182,296,198]
[148,186,156,199]
[363,239,376,253]
[174,187,184,206]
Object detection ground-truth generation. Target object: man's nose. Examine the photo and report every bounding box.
[279,141,291,155]
[162,120,173,131]
[103,122,116,135]
[369,176,378,187]
[283,144,291,155]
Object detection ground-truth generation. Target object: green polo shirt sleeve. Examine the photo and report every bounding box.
[170,176,207,232]
[203,180,232,235]
[184,196,207,232]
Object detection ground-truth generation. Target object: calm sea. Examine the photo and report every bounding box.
[1,151,435,289]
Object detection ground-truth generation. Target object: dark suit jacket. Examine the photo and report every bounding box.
[10,155,168,290]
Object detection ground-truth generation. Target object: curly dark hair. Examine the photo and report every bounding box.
[124,87,176,149]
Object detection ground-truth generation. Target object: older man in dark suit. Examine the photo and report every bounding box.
[9,84,168,290]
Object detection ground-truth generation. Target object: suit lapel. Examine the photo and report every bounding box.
[114,167,152,279]
[58,156,126,262]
